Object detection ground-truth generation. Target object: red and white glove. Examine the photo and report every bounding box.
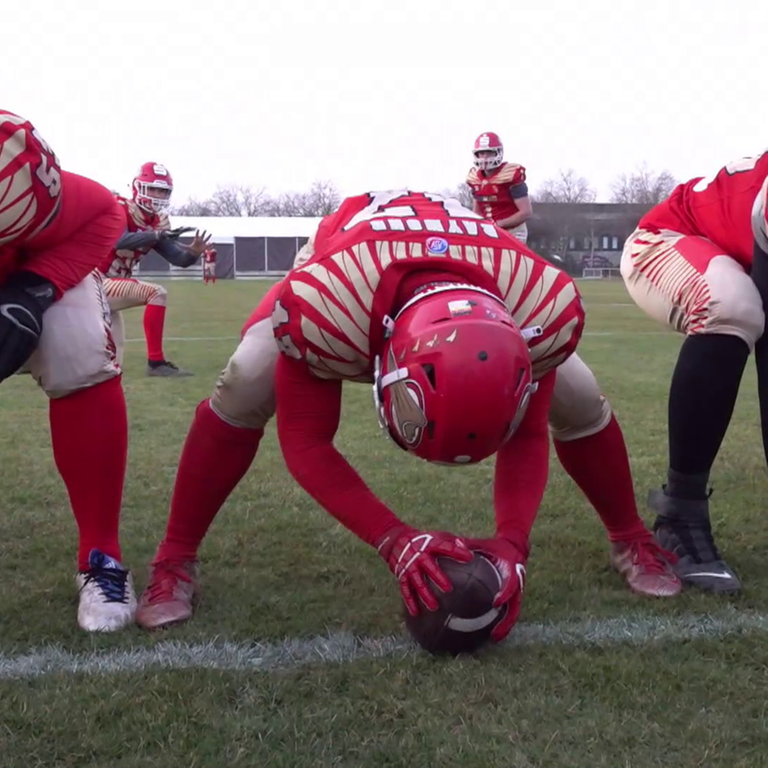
[376,524,473,616]
[463,536,528,642]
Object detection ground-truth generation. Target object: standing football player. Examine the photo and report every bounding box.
[466,132,533,244]
[0,110,137,631]
[202,247,217,284]
[101,162,210,377]
[621,151,768,594]
[136,190,679,633]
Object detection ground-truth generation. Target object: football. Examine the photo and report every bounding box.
[403,553,503,656]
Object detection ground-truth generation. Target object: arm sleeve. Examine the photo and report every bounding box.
[509,182,530,200]
[115,230,159,251]
[492,369,556,550]
[275,353,402,546]
[155,238,199,268]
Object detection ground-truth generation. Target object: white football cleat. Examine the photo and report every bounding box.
[75,549,137,632]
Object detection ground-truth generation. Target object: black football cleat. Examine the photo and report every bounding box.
[648,487,741,594]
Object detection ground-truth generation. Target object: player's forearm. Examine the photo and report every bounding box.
[493,372,555,548]
[282,442,402,546]
[155,239,199,268]
[497,211,530,229]
[115,230,159,251]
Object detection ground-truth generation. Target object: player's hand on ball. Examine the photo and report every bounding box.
[376,525,473,617]
[462,536,528,642]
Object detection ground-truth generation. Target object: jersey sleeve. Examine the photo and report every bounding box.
[0,111,62,247]
[274,353,402,546]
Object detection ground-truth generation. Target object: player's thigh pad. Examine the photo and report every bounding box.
[210,317,278,430]
[621,228,764,348]
[104,278,167,310]
[27,270,119,398]
[548,353,612,442]
[507,223,528,244]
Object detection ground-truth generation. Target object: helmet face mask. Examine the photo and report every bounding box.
[372,284,536,466]
[132,162,173,215]
[473,132,504,172]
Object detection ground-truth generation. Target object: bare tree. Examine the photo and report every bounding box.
[439,183,475,210]
[209,184,271,216]
[171,197,217,216]
[534,169,597,203]
[610,163,677,205]
[266,179,342,217]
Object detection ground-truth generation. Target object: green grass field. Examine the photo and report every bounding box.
[1,279,768,768]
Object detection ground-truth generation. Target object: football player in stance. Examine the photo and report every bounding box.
[202,247,217,284]
[101,162,210,377]
[0,110,137,631]
[622,152,768,594]
[466,132,533,244]
[137,190,680,633]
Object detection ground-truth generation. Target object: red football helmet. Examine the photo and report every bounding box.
[132,161,173,215]
[373,284,537,465]
[473,132,504,172]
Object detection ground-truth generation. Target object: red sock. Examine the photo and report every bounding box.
[49,377,128,570]
[156,399,263,562]
[554,414,650,543]
[144,304,166,362]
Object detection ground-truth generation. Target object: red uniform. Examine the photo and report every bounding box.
[639,150,768,270]
[0,111,134,626]
[466,162,528,222]
[272,190,584,549]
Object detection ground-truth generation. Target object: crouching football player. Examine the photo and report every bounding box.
[622,152,768,594]
[0,110,136,631]
[136,190,679,633]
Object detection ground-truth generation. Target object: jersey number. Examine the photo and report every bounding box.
[692,151,768,193]
[31,128,62,198]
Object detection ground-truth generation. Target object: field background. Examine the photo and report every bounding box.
[1,279,767,768]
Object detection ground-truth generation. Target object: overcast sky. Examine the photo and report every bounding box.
[5,0,764,205]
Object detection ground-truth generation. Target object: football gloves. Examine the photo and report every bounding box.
[463,536,528,642]
[164,226,196,240]
[376,524,473,616]
[0,270,56,384]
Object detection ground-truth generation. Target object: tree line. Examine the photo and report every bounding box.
[172,164,678,217]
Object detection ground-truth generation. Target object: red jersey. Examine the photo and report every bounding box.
[466,162,527,221]
[0,111,62,268]
[640,150,768,269]
[102,196,170,278]
[0,111,122,295]
[203,248,216,264]
[273,189,583,383]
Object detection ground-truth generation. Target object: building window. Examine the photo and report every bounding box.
[601,235,610,250]
[612,236,619,249]
[583,236,591,250]
[569,237,576,250]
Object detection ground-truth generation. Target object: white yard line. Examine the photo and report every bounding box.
[1,609,765,680]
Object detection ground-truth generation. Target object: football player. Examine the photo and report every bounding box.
[466,132,533,244]
[101,162,210,377]
[621,151,768,594]
[0,110,137,631]
[136,190,679,634]
[202,247,217,284]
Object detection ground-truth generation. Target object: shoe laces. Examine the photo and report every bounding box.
[80,566,130,604]
[626,538,679,572]
[145,560,193,603]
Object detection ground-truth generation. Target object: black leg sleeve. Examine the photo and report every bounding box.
[751,238,768,464]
